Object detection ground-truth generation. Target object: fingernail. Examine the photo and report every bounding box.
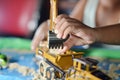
[55,29,58,34]
[57,34,61,38]
[62,35,66,39]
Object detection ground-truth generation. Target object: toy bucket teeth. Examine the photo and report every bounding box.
[48,31,69,49]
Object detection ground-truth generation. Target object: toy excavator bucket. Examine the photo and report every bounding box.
[48,0,69,49]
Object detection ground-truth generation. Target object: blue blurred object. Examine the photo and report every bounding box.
[0,51,38,80]
[71,45,89,51]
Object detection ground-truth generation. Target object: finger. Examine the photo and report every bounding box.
[59,45,69,53]
[31,30,44,51]
[59,36,74,53]
[62,25,73,39]
[70,34,86,46]
[31,21,48,51]
[57,17,81,39]
[31,38,40,51]
[31,39,39,51]
[56,19,73,38]
[55,17,67,34]
[54,14,68,23]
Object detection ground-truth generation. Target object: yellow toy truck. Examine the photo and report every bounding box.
[35,46,83,80]
[35,46,111,80]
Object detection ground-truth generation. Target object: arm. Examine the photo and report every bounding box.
[54,15,120,53]
[95,24,120,45]
[70,0,87,21]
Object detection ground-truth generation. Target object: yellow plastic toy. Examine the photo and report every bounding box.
[35,0,111,80]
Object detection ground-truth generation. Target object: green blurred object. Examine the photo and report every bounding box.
[0,37,120,59]
[0,52,8,69]
[72,48,120,59]
[0,37,31,50]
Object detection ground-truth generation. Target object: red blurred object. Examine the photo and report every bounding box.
[0,0,39,37]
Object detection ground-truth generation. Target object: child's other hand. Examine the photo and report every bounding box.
[31,20,49,51]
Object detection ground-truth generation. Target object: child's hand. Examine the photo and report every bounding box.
[31,20,49,51]
[55,14,97,53]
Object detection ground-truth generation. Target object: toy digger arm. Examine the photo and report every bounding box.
[50,0,58,31]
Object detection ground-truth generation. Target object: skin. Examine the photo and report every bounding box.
[31,20,49,50]
[96,0,120,26]
[31,0,120,52]
[54,14,120,53]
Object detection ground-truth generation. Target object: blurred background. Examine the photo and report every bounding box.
[0,0,79,50]
[0,0,79,39]
[0,1,120,80]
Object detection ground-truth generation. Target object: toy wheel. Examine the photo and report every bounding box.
[54,71,62,79]
[46,67,54,80]
[68,67,75,76]
[39,63,44,77]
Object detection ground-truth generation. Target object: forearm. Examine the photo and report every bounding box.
[95,24,120,45]
[69,0,87,21]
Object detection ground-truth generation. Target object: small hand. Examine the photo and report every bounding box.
[31,20,49,51]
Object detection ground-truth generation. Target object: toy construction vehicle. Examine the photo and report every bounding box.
[35,0,111,80]
[35,46,83,79]
[35,46,111,80]
[0,53,8,69]
[66,58,111,80]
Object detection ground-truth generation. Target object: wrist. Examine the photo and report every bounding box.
[93,28,101,43]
